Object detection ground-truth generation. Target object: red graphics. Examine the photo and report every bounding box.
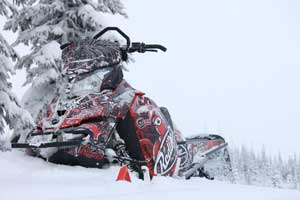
[28,80,180,176]
[129,96,178,176]
[15,27,230,180]
[20,78,228,179]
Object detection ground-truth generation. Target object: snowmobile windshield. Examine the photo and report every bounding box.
[62,39,122,80]
[69,67,113,96]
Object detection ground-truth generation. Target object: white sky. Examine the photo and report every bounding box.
[117,0,300,157]
[2,0,300,157]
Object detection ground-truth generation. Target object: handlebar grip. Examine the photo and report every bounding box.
[144,44,167,52]
[128,42,167,53]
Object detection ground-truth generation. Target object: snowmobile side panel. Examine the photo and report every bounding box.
[128,95,178,177]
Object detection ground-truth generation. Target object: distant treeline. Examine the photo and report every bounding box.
[225,146,300,190]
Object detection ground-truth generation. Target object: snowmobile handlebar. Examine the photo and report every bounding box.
[61,27,167,59]
[93,27,131,51]
[93,27,167,53]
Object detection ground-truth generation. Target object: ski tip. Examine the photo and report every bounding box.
[116,165,132,182]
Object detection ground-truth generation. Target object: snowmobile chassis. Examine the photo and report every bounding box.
[10,27,231,180]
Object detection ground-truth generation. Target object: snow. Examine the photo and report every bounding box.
[0,125,10,151]
[1,151,300,200]
[0,54,12,73]
[0,90,34,129]
[78,4,101,28]
[1,1,300,199]
[33,41,61,67]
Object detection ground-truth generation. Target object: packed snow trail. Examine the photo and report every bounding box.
[1,151,300,200]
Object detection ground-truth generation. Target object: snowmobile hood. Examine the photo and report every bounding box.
[38,80,144,131]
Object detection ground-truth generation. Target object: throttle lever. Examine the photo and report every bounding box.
[145,49,158,52]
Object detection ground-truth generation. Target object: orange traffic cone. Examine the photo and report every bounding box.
[116,165,131,182]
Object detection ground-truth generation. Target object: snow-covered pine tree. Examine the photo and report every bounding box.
[229,145,300,190]
[296,157,300,189]
[0,0,17,17]
[240,145,251,184]
[257,145,271,187]
[0,1,33,149]
[286,155,298,189]
[229,146,242,183]
[247,148,260,185]
[3,0,127,137]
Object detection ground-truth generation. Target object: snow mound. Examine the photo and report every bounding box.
[1,151,300,200]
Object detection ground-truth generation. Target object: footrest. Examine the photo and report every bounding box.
[11,140,82,148]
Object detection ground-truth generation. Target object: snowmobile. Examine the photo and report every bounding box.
[11,27,231,180]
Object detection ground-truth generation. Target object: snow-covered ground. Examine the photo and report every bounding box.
[1,151,300,200]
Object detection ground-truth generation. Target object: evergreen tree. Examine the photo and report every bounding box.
[258,145,272,187]
[0,0,17,17]
[230,146,242,183]
[296,157,300,189]
[248,148,259,185]
[229,145,300,190]
[2,0,127,139]
[286,154,298,189]
[270,156,282,188]
[0,1,33,149]
[240,145,251,184]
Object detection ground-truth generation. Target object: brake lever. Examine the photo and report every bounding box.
[145,49,158,52]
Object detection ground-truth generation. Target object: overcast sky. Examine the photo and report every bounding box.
[117,0,300,157]
[3,0,300,157]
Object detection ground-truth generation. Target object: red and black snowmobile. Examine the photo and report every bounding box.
[12,27,231,180]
